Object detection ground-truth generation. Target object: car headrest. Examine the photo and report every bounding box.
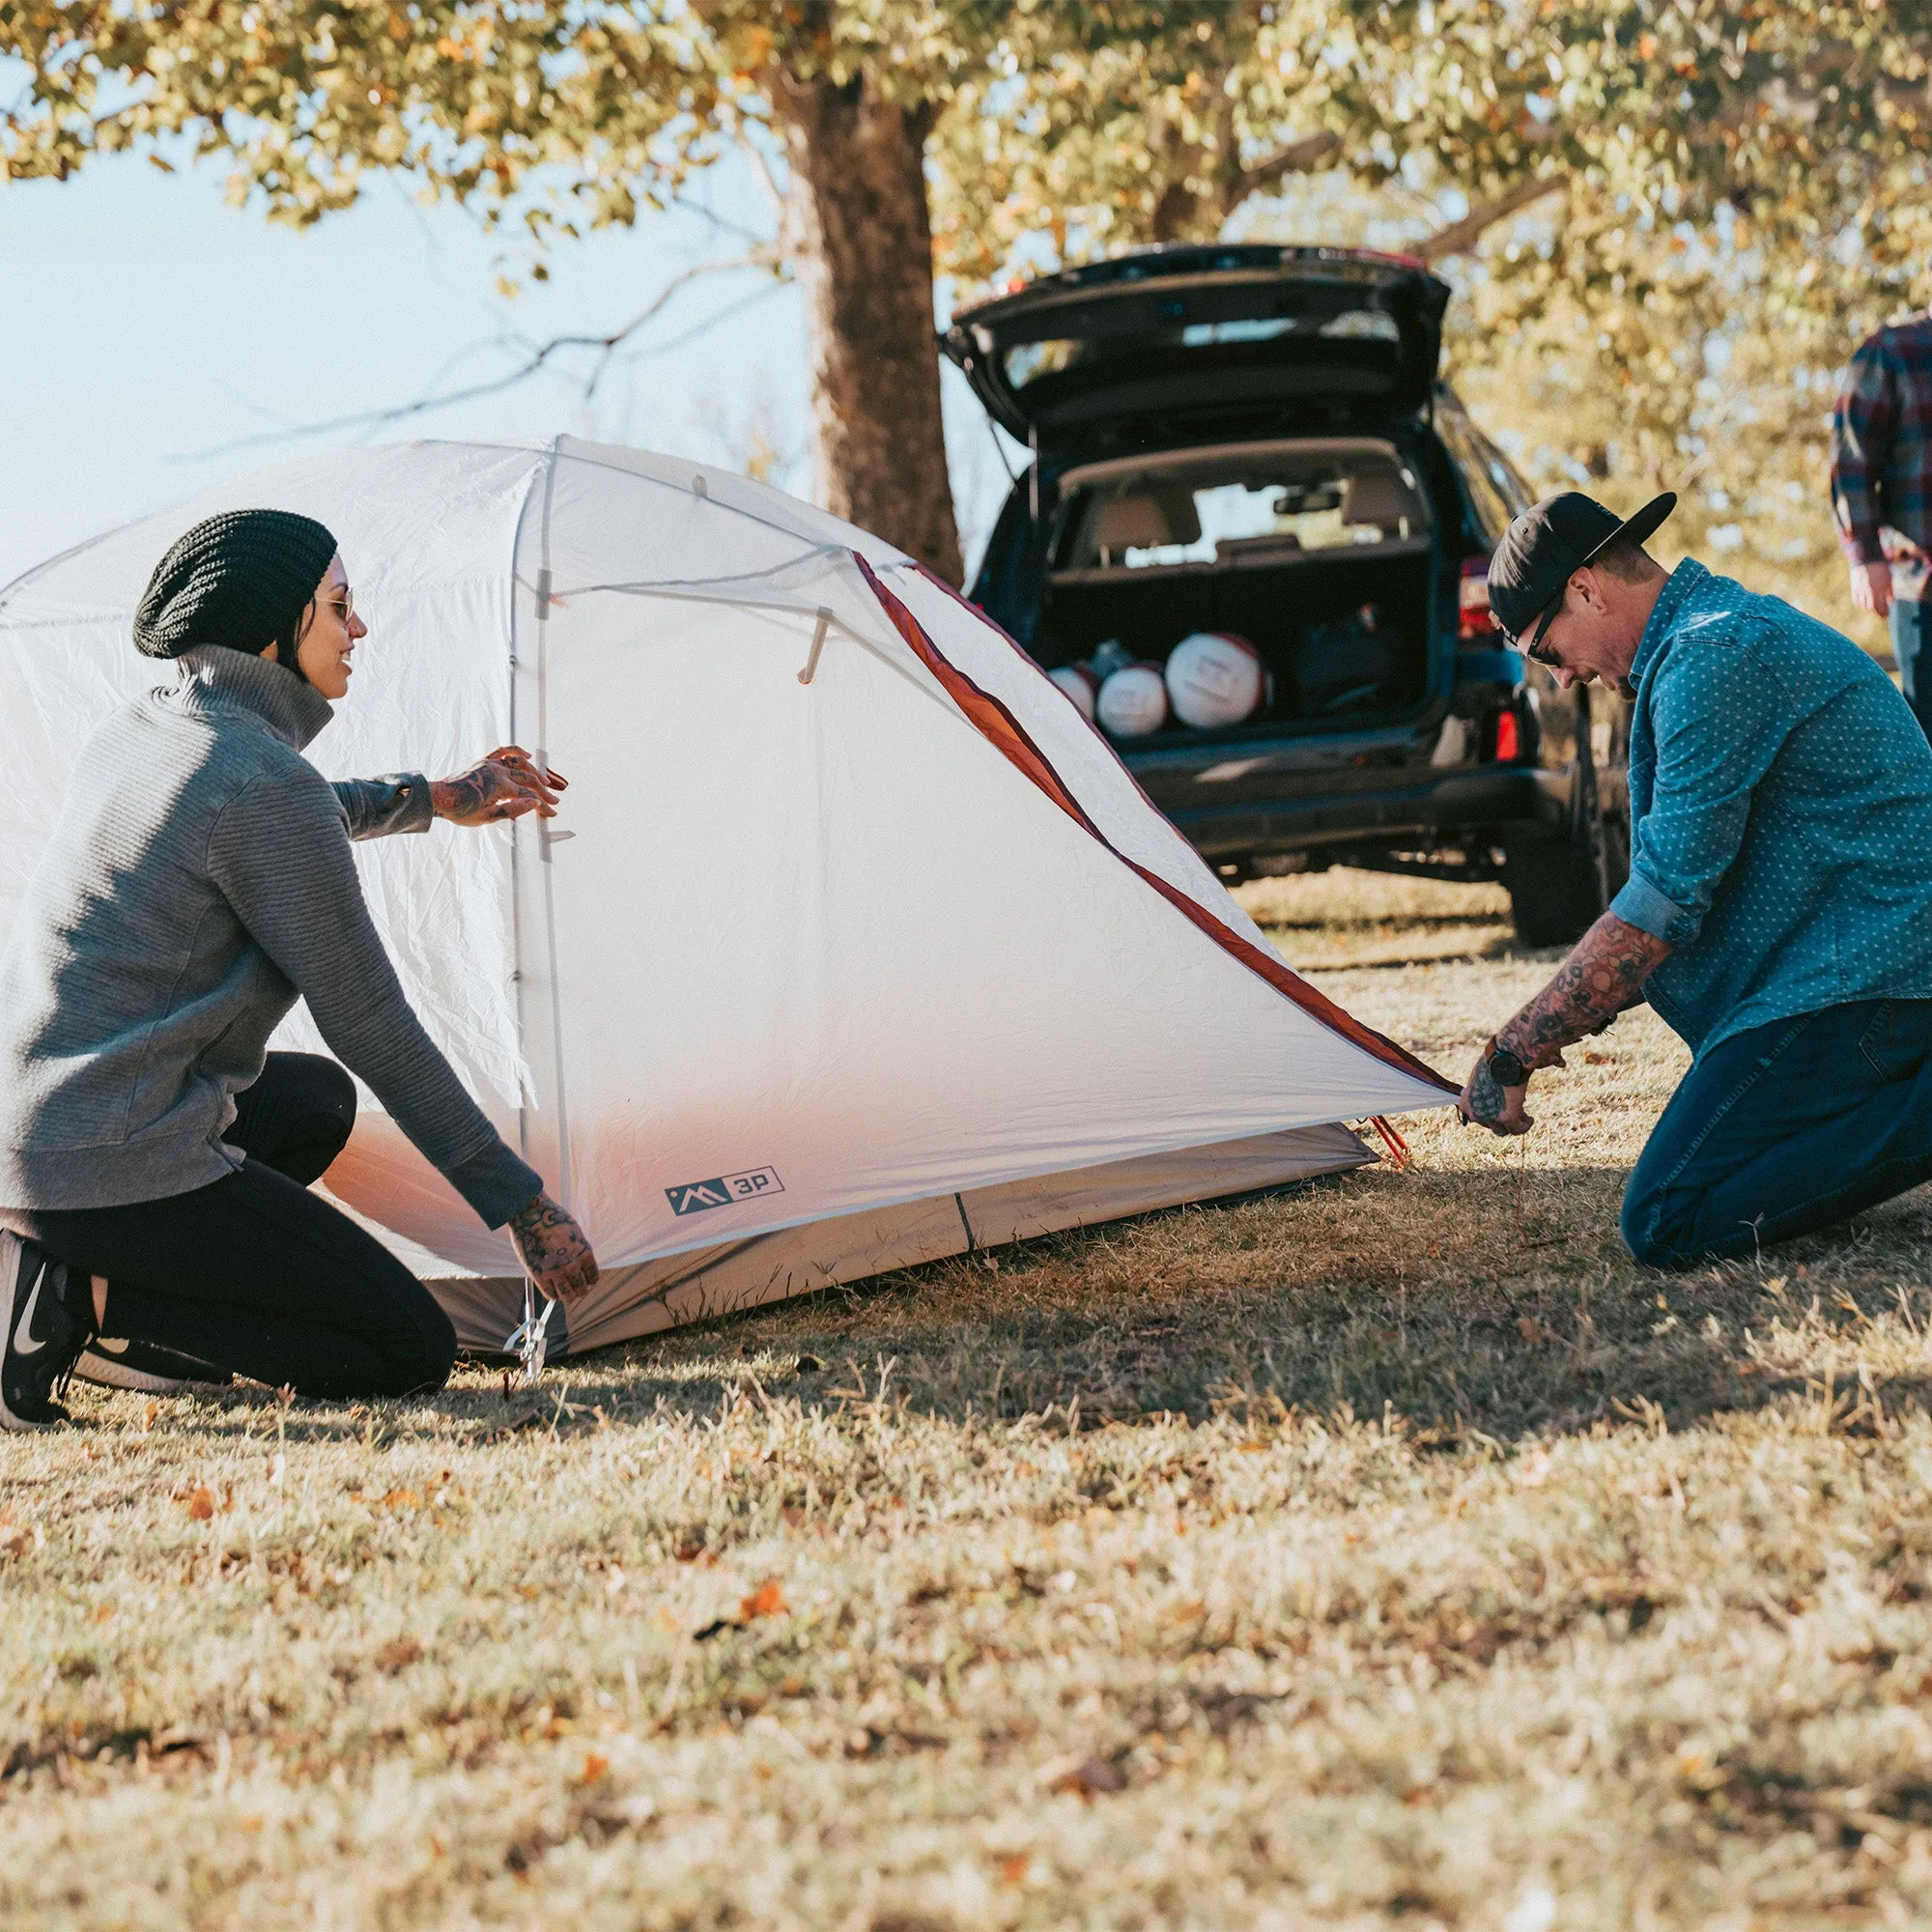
[1338,469,1420,532]
[1094,486,1202,555]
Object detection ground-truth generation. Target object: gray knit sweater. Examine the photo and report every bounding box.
[0,647,541,1225]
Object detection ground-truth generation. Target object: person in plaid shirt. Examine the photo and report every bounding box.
[1832,313,1932,742]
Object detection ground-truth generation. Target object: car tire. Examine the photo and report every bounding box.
[1506,748,1617,948]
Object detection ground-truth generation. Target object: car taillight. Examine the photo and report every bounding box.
[1493,710,1520,762]
[1460,555,1498,640]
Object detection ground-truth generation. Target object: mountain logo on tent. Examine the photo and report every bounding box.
[666,1168,787,1216]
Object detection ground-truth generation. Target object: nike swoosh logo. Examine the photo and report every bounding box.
[12,1265,47,1356]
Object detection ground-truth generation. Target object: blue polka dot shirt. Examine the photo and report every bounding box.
[1611,558,1932,1058]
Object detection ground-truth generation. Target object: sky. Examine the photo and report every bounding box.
[0,144,1020,588]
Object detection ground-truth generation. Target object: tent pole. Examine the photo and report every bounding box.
[797,608,833,685]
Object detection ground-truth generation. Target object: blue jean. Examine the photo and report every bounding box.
[1621,999,1932,1267]
[1889,596,1932,745]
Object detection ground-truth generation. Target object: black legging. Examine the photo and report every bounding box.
[2,1054,456,1398]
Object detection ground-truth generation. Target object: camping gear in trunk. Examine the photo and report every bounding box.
[1037,438,1435,736]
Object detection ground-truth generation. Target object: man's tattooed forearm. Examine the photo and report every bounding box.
[1496,913,1671,1068]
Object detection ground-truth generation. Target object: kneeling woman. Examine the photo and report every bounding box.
[0,510,597,1431]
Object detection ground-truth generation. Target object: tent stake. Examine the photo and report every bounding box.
[504,1279,556,1383]
[797,607,833,685]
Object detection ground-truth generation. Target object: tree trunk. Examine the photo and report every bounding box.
[773,72,963,583]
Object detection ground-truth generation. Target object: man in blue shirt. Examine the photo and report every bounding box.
[1459,490,1932,1265]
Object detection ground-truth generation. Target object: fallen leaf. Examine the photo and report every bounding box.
[997,1854,1032,1888]
[376,1635,423,1673]
[1517,1316,1548,1346]
[577,1750,610,1785]
[185,1487,214,1521]
[740,1578,787,1621]
[1037,1752,1126,1797]
[1583,1049,1610,1065]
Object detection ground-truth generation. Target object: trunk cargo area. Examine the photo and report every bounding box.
[1031,439,1439,737]
[1038,545,1433,730]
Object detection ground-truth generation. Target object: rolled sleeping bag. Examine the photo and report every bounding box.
[1165,631,1268,728]
[1096,662,1170,737]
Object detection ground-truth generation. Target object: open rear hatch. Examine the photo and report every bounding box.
[943,245,1450,444]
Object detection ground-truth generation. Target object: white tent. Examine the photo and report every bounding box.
[0,438,1454,1355]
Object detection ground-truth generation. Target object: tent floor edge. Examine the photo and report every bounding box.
[437,1120,1373,1360]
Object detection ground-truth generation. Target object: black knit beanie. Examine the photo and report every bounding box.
[132,509,340,669]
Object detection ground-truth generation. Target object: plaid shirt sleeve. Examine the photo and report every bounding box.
[1833,333,1895,564]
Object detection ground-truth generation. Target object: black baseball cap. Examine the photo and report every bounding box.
[1487,491,1677,654]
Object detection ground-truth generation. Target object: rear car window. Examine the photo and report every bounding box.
[1052,447,1429,574]
[1005,307,1402,394]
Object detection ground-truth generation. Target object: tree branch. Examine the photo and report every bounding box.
[1421,176,1568,261]
[177,251,780,461]
[1236,128,1343,199]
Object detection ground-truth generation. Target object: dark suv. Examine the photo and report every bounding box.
[943,242,1630,946]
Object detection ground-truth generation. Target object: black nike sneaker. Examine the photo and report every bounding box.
[0,1232,97,1433]
[74,1335,232,1396]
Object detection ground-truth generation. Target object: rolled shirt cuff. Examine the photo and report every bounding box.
[334,773,436,838]
[1610,868,1703,947]
[442,1140,546,1229]
[385,775,436,835]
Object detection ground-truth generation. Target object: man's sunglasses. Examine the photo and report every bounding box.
[1500,597,1563,669]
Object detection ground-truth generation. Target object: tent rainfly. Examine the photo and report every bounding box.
[0,437,1455,1356]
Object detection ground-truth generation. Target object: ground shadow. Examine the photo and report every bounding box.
[129,1165,1932,1450]
[503,1166,1932,1447]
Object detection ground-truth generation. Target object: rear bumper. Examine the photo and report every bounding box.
[1159,764,1573,861]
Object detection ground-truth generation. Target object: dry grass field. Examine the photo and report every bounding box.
[11,870,1932,1930]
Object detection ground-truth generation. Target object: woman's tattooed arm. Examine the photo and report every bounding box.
[1459,913,1671,1133]
[507,1189,600,1301]
[430,746,567,826]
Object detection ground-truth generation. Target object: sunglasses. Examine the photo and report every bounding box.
[1500,597,1563,669]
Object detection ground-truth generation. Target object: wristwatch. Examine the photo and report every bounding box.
[1485,1037,1529,1088]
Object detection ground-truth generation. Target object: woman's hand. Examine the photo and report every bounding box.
[431,747,567,825]
[507,1190,600,1302]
